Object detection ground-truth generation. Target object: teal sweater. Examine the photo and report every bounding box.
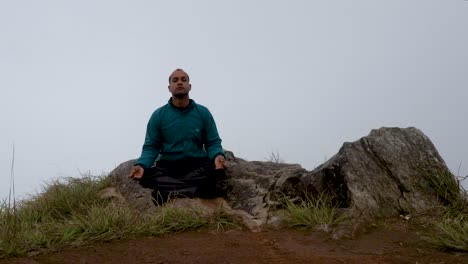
[135,99,224,169]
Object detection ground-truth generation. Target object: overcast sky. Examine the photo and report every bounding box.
[1,0,467,200]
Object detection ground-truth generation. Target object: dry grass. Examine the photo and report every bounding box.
[0,175,238,258]
[421,169,468,252]
[280,192,344,232]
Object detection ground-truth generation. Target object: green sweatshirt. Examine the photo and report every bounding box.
[135,99,224,169]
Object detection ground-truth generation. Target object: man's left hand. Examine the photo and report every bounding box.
[214,155,226,170]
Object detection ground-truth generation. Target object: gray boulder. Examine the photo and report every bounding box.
[222,152,308,227]
[109,127,458,230]
[109,159,155,213]
[301,127,452,219]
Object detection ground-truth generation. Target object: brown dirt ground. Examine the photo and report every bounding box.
[2,219,467,264]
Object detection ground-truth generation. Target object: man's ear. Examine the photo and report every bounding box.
[188,84,192,91]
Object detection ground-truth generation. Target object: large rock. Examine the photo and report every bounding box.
[109,127,458,230]
[300,127,452,219]
[222,151,308,227]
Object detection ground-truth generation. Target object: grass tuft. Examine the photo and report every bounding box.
[0,175,238,259]
[26,176,113,220]
[64,202,141,246]
[423,214,468,251]
[421,169,468,252]
[425,169,468,215]
[210,207,240,232]
[280,192,344,232]
[144,205,209,235]
[143,202,239,236]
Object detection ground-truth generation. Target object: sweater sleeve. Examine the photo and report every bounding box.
[134,111,161,169]
[203,108,224,160]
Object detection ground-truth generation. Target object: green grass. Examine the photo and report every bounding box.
[423,214,468,251]
[143,204,237,235]
[421,169,468,252]
[280,192,344,232]
[425,169,468,215]
[0,175,238,259]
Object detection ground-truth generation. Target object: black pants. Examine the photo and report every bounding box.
[139,158,225,205]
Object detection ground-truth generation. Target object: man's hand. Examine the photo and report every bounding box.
[129,165,144,180]
[214,155,226,170]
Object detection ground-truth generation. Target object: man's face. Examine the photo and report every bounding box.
[168,70,191,98]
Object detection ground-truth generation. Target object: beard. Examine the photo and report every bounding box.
[173,91,189,99]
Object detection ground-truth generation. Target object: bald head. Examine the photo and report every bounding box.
[169,68,190,83]
[168,68,192,99]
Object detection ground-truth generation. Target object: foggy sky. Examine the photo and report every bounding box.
[1,0,467,200]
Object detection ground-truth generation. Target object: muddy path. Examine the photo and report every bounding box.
[2,224,467,264]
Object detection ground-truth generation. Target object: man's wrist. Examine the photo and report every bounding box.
[133,163,145,169]
[213,153,225,160]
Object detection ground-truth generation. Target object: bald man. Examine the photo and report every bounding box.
[129,69,226,204]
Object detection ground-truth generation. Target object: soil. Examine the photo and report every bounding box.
[2,220,467,264]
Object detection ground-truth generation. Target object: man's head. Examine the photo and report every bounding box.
[168,68,191,98]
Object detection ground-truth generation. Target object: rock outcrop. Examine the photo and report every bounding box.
[110,160,156,213]
[301,127,451,219]
[109,127,458,231]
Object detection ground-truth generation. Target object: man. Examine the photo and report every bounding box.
[129,68,226,204]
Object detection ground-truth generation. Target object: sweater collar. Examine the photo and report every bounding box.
[168,98,195,111]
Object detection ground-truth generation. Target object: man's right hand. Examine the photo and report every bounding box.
[129,165,144,181]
